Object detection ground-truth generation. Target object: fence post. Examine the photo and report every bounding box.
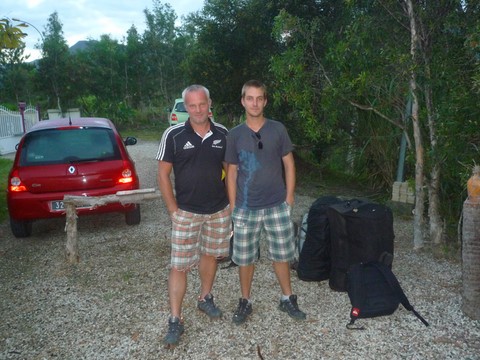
[462,199,480,320]
[65,203,80,263]
[36,103,41,121]
[18,102,26,133]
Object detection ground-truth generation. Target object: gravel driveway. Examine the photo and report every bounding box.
[0,140,479,359]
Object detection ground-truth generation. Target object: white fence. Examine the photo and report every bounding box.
[0,104,40,155]
[47,108,81,119]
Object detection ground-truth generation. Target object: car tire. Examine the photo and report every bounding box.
[10,218,33,238]
[125,205,141,225]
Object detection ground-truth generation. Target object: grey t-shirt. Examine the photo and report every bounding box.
[225,119,293,210]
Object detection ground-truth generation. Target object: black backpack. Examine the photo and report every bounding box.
[346,261,429,329]
[296,196,343,281]
[328,199,394,292]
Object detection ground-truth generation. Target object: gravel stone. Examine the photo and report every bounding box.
[0,140,479,359]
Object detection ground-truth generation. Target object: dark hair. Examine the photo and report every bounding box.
[241,80,267,99]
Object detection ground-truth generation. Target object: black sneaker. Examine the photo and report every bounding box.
[163,316,184,348]
[197,293,222,319]
[279,295,306,320]
[232,298,252,325]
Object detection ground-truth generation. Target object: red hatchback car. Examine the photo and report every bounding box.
[7,117,141,238]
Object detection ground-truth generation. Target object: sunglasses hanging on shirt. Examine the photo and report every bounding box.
[254,132,263,150]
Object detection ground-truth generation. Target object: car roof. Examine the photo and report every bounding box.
[28,118,115,132]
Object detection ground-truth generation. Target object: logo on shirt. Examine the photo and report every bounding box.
[212,139,223,149]
[183,141,195,150]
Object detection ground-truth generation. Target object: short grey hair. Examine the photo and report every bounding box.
[182,85,210,103]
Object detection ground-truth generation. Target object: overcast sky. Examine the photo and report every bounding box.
[3,0,204,60]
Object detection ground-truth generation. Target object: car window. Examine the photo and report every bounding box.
[175,101,187,112]
[20,127,121,166]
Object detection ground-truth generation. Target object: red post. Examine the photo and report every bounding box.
[18,102,26,133]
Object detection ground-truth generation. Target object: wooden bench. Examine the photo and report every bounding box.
[63,188,162,263]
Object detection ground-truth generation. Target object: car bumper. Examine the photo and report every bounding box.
[7,186,139,221]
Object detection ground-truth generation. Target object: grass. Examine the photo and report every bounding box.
[0,157,12,223]
[118,123,168,142]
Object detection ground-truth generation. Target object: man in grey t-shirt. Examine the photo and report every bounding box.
[225,79,306,325]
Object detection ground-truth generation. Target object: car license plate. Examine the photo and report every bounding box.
[50,200,90,211]
[51,200,66,211]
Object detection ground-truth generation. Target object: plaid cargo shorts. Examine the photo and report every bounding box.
[231,201,295,266]
[170,205,231,270]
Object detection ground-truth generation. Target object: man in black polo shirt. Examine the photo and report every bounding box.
[156,85,230,348]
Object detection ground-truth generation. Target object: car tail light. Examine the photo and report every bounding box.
[9,170,27,192]
[118,163,134,184]
[171,114,178,122]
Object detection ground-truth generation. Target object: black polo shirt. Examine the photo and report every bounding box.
[156,119,229,214]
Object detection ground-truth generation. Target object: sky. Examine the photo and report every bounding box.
[2,0,204,60]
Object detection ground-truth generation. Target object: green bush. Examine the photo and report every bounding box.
[0,158,12,223]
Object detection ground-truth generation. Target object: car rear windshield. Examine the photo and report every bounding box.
[20,127,122,166]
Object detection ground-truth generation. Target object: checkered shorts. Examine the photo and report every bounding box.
[231,202,295,266]
[170,205,231,271]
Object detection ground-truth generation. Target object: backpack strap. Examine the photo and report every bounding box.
[346,317,366,330]
[371,262,429,327]
[346,263,367,330]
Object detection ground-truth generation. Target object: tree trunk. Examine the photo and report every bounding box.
[428,164,444,245]
[425,80,444,245]
[411,90,426,250]
[406,0,426,250]
[420,19,444,246]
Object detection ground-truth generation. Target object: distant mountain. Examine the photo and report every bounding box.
[26,40,97,64]
[69,40,97,54]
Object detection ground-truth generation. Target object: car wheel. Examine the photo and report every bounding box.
[125,205,141,225]
[10,218,33,238]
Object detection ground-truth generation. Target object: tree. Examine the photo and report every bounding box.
[0,18,35,105]
[404,0,426,249]
[269,2,428,247]
[125,25,147,107]
[0,56,35,104]
[68,36,138,124]
[401,1,480,248]
[77,35,125,102]
[270,1,480,251]
[36,11,71,111]
[182,0,287,119]
[0,18,26,49]
[270,3,409,186]
[141,0,182,104]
